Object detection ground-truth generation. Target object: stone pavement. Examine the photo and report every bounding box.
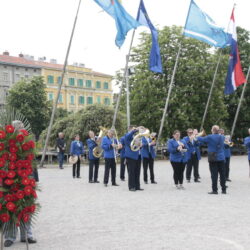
[7,156,250,250]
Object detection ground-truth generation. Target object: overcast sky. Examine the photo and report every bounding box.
[0,0,249,76]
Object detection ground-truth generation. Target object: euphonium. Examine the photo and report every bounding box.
[130,127,150,152]
[93,126,107,158]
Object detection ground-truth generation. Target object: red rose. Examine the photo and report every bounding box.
[9,153,17,161]
[10,145,19,153]
[0,213,10,222]
[28,141,35,149]
[2,152,9,160]
[19,129,29,136]
[32,190,37,198]
[26,154,35,161]
[10,183,20,192]
[6,202,16,211]
[30,205,36,213]
[0,170,7,178]
[23,160,32,168]
[16,160,24,168]
[18,169,28,178]
[4,179,14,185]
[4,194,14,202]
[0,192,3,198]
[16,134,25,142]
[8,139,17,146]
[7,170,16,179]
[8,162,16,170]
[24,186,33,195]
[26,168,33,175]
[0,158,5,167]
[0,130,6,139]
[16,190,25,199]
[0,204,2,210]
[23,213,30,223]
[29,179,36,187]
[5,125,15,133]
[21,143,30,151]
[21,177,30,186]
[0,143,4,151]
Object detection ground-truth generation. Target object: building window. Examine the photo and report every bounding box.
[79,96,84,104]
[25,68,28,71]
[86,80,92,88]
[58,94,63,103]
[96,81,101,88]
[57,76,62,84]
[87,97,93,104]
[97,96,101,104]
[15,74,20,81]
[78,79,83,87]
[48,93,54,101]
[69,78,75,86]
[104,82,109,89]
[47,75,54,84]
[34,69,37,73]
[104,97,110,105]
[16,67,19,70]
[3,72,8,81]
[70,95,75,105]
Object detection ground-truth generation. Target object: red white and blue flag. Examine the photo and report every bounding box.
[224,8,246,94]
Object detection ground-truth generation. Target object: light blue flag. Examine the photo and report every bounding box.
[93,0,141,48]
[137,0,163,73]
[183,0,229,48]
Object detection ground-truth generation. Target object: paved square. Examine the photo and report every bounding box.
[8,156,250,250]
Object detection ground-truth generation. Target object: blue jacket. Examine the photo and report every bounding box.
[87,138,99,160]
[70,140,84,156]
[224,143,231,158]
[125,130,139,160]
[198,134,225,161]
[141,137,156,159]
[244,136,250,160]
[183,136,201,161]
[101,136,118,159]
[167,138,189,163]
[119,136,126,158]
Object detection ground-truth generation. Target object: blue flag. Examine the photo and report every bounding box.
[183,0,229,48]
[93,0,141,48]
[136,0,163,73]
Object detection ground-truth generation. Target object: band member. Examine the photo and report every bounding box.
[219,129,232,182]
[125,126,143,191]
[119,135,126,181]
[56,132,66,169]
[197,125,226,194]
[141,133,157,184]
[101,130,121,186]
[168,130,189,189]
[87,131,100,183]
[184,128,201,183]
[244,128,250,170]
[70,134,84,178]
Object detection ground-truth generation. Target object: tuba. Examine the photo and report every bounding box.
[130,127,150,152]
[93,126,107,158]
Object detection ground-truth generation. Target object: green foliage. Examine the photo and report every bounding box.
[7,76,50,140]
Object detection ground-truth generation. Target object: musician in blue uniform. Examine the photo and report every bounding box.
[125,126,143,191]
[167,130,189,190]
[244,128,250,170]
[101,130,120,187]
[141,134,157,184]
[87,131,100,183]
[119,135,126,181]
[197,125,226,194]
[184,128,201,183]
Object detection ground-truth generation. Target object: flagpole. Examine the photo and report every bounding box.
[230,65,250,138]
[112,29,136,128]
[156,44,182,148]
[39,0,82,168]
[200,50,222,131]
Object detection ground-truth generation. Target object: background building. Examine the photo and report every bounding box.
[0,52,113,112]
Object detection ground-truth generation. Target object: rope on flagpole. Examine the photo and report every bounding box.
[39,0,82,168]
[230,65,250,138]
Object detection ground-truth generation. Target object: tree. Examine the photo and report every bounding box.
[7,76,50,140]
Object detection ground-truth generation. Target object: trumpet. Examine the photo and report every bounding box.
[130,126,150,152]
[150,132,157,144]
[93,126,108,158]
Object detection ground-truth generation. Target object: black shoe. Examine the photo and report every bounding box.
[120,178,125,181]
[104,184,108,187]
[112,183,119,186]
[21,238,37,244]
[208,191,218,195]
[151,181,157,184]
[198,176,201,179]
[89,180,94,183]
[73,176,75,178]
[136,188,144,191]
[77,176,81,178]
[129,188,136,191]
[194,180,201,183]
[187,179,191,183]
[60,167,64,169]
[222,190,227,194]
[144,181,148,184]
[94,180,100,183]
[4,240,14,247]
[226,179,232,182]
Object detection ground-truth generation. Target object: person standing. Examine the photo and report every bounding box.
[184,129,201,183]
[87,131,100,183]
[244,128,250,175]
[168,130,189,190]
[119,135,126,181]
[70,134,84,179]
[56,132,66,169]
[101,130,120,187]
[197,125,226,194]
[141,134,157,184]
[125,126,143,191]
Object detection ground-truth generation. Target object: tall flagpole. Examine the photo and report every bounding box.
[230,65,250,138]
[39,0,82,168]
[157,44,182,148]
[200,50,222,131]
[112,29,136,128]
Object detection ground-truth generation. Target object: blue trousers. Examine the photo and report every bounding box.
[57,152,64,169]
[4,223,33,242]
